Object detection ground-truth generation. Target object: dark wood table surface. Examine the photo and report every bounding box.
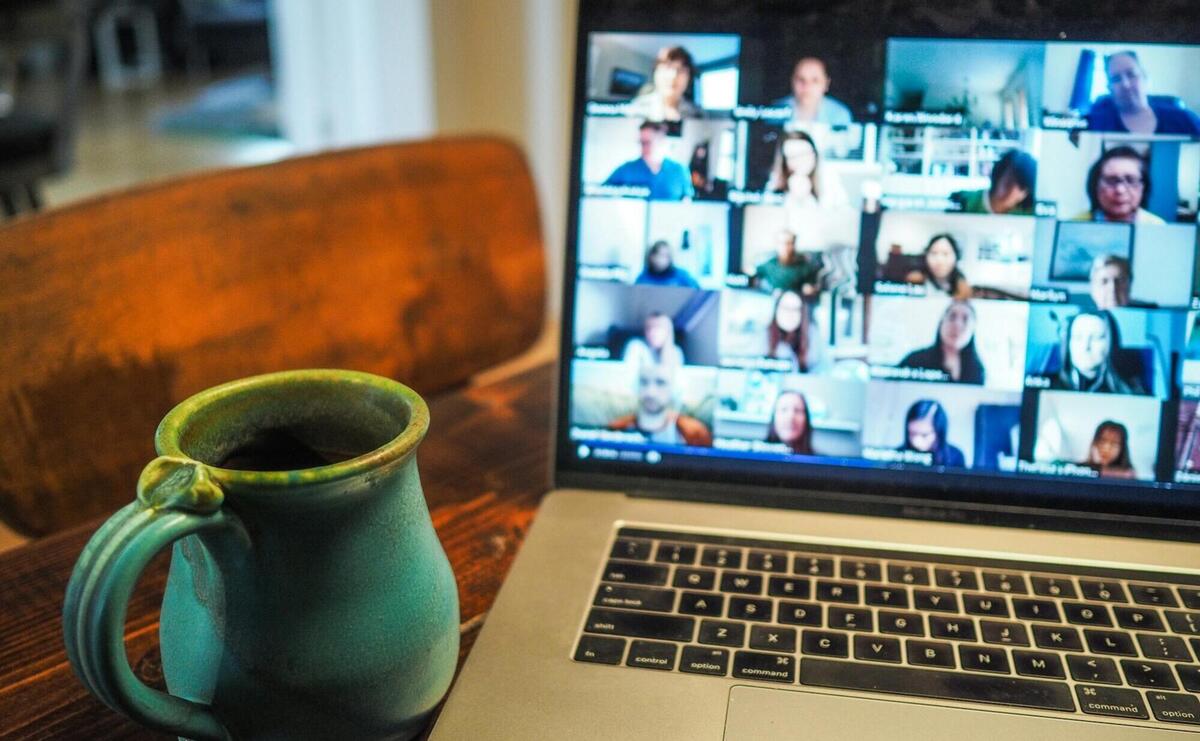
[0,362,554,740]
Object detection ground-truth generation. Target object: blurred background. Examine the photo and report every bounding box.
[0,0,576,311]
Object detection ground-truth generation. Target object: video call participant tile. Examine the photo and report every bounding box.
[572,281,721,368]
[717,287,864,375]
[1022,390,1162,482]
[581,116,737,201]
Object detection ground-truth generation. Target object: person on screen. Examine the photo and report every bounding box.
[773,57,852,126]
[607,361,712,446]
[604,121,694,200]
[949,150,1037,216]
[623,312,685,370]
[1072,146,1164,225]
[899,300,985,385]
[628,46,699,122]
[766,390,814,455]
[1079,420,1136,479]
[767,289,815,372]
[1050,310,1148,395]
[635,240,699,288]
[1087,255,1153,310]
[1085,51,1200,136]
[752,229,822,295]
[904,233,971,299]
[766,129,848,209]
[899,399,965,467]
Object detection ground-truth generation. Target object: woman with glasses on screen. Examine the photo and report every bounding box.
[1072,146,1165,224]
[899,300,986,385]
[628,46,699,122]
[1048,310,1148,395]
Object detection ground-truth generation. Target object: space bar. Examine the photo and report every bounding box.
[800,659,1076,712]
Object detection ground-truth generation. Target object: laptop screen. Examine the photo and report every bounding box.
[558,0,1200,523]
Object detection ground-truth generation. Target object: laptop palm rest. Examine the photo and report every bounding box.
[724,686,1181,739]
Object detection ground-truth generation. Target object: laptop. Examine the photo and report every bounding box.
[432,1,1200,737]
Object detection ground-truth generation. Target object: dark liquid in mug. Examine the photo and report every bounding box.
[217,428,361,471]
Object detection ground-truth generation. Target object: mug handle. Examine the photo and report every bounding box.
[63,456,248,741]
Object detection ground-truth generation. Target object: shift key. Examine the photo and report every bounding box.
[585,608,695,641]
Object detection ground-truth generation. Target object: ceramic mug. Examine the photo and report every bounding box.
[63,369,459,740]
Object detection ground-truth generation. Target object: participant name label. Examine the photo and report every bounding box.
[863,447,933,465]
[1029,287,1069,303]
[1041,113,1088,130]
[870,365,950,383]
[1017,460,1099,478]
[722,356,796,372]
[883,110,964,126]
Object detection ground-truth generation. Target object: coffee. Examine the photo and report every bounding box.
[218,428,360,471]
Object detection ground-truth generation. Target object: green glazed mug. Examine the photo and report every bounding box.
[62,369,459,740]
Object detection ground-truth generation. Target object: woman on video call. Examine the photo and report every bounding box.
[628,46,699,122]
[767,290,813,372]
[906,233,971,299]
[767,129,848,210]
[1073,146,1165,225]
[899,300,986,384]
[635,240,699,287]
[1079,420,1137,479]
[949,149,1038,216]
[766,390,815,455]
[1049,310,1148,395]
[900,400,965,467]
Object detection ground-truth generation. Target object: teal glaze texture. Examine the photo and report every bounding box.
[63,370,460,741]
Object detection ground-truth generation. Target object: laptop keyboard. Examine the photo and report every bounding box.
[573,526,1200,729]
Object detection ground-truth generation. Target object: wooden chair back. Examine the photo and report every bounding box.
[0,136,545,536]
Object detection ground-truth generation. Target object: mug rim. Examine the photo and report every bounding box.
[155,369,430,489]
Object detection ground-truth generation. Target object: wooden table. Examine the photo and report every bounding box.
[0,362,554,739]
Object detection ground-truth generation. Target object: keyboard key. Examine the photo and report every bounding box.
[678,591,723,617]
[585,608,694,642]
[1115,606,1165,632]
[1013,650,1065,679]
[841,559,882,582]
[1122,659,1180,690]
[728,597,772,622]
[594,583,676,612]
[929,616,976,642]
[907,639,956,668]
[767,576,811,599]
[827,606,872,632]
[794,555,834,577]
[1030,576,1077,599]
[700,546,742,569]
[1076,685,1148,720]
[719,572,763,595]
[1180,589,1200,610]
[777,600,822,627]
[654,542,696,565]
[888,563,930,586]
[673,567,716,591]
[1067,655,1121,684]
[878,610,924,636]
[733,650,795,683]
[747,550,788,573]
[865,585,909,608]
[626,639,676,671]
[959,645,1009,674]
[679,646,729,677]
[934,567,978,591]
[697,619,744,647]
[982,572,1027,595]
[1032,625,1082,652]
[602,561,668,586]
[854,635,902,663]
[1130,584,1179,608]
[1079,580,1127,603]
[913,589,958,613]
[1138,634,1194,662]
[1148,691,1200,725]
[1063,602,1112,627]
[1177,664,1200,692]
[802,630,849,658]
[980,620,1029,646]
[1166,611,1200,636]
[815,580,859,604]
[801,658,1075,712]
[1084,629,1137,656]
[574,635,625,665]
[963,593,1009,618]
[750,625,797,653]
[1013,599,1060,623]
[610,538,651,561]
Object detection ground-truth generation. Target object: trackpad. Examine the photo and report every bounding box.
[724,686,1167,740]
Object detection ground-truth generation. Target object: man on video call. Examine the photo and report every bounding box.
[608,362,712,446]
[774,56,853,125]
[603,120,694,200]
